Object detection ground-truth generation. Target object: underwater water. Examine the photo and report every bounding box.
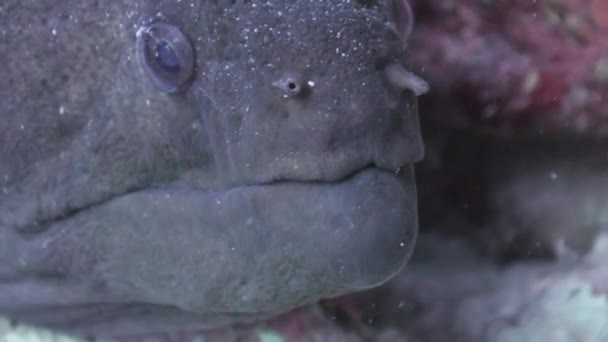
[2,0,608,341]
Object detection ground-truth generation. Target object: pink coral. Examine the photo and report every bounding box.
[410,0,608,136]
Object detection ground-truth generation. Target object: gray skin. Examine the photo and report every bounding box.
[0,0,425,337]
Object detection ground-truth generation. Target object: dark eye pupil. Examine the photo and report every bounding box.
[288,82,297,90]
[155,41,180,72]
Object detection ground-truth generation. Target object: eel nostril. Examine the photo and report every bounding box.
[274,73,306,98]
[384,63,429,96]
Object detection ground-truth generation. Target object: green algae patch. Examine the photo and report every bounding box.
[0,318,85,342]
[258,330,285,342]
[496,277,608,342]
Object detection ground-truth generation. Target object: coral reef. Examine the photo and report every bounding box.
[410,0,608,136]
[349,234,608,342]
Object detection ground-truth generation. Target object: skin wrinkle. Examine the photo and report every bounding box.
[199,64,243,181]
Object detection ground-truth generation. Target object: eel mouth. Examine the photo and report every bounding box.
[38,162,413,230]
[7,165,419,337]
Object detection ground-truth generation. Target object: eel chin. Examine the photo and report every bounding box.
[9,167,418,336]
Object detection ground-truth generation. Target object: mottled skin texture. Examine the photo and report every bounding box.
[0,0,423,337]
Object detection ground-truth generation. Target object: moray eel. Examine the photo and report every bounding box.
[0,0,428,337]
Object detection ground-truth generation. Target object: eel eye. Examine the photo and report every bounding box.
[136,22,194,93]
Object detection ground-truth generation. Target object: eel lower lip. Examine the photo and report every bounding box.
[13,167,418,336]
[44,166,418,317]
